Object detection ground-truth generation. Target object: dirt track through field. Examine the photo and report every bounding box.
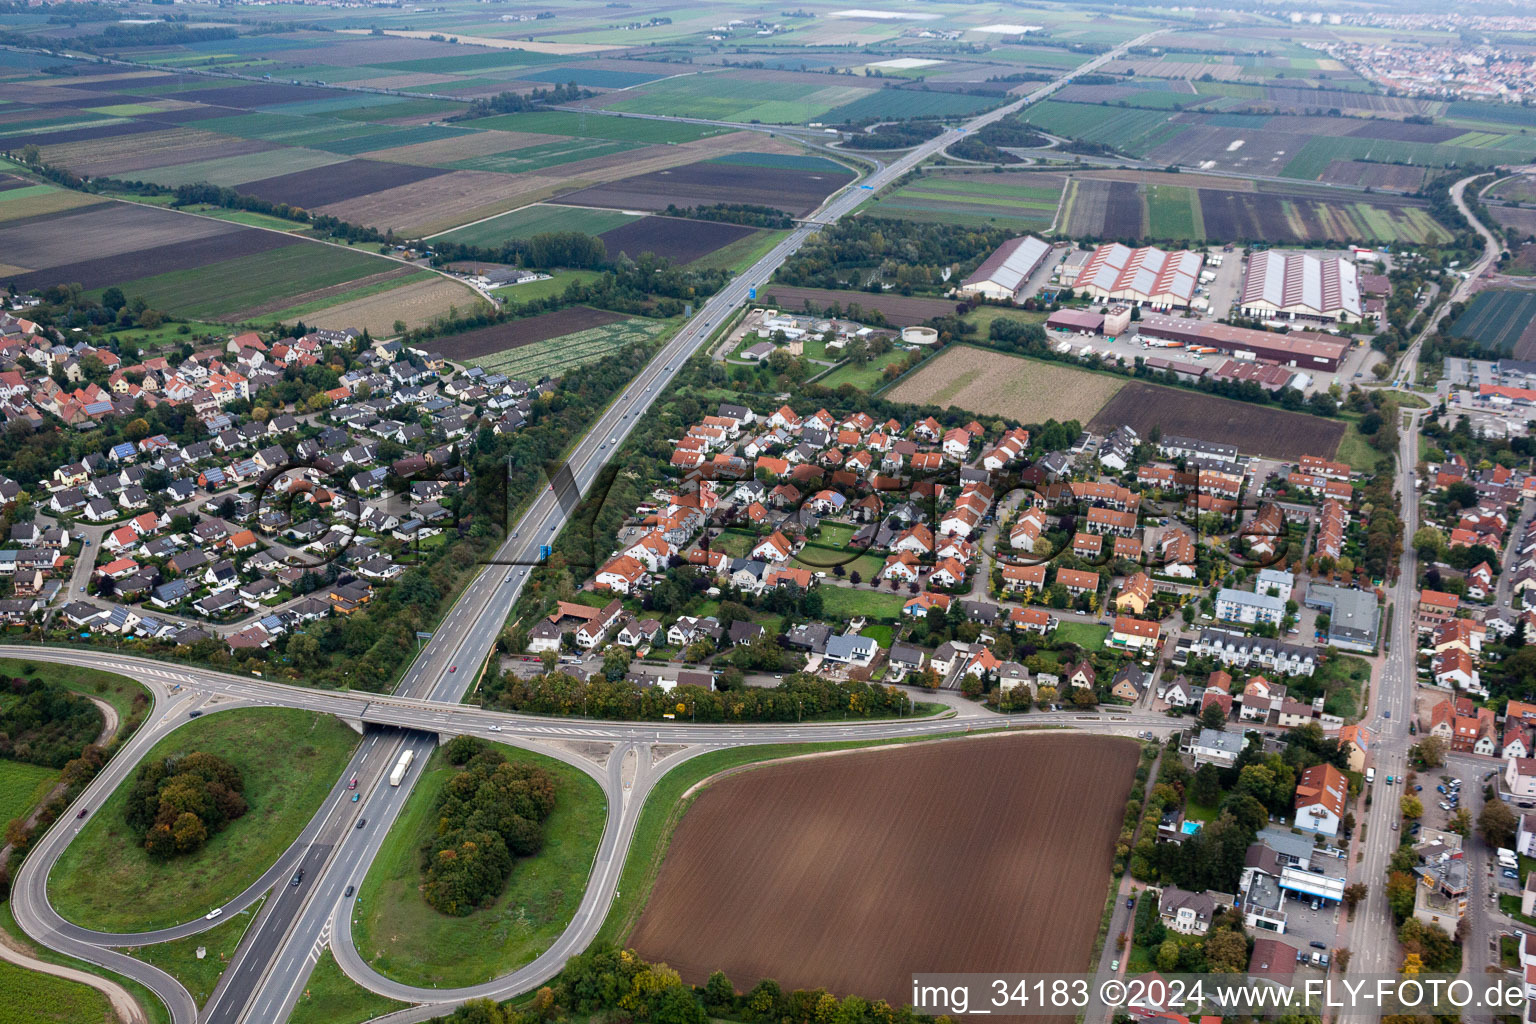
[628,733,1139,1010]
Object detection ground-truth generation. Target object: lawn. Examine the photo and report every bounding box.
[131,899,263,1007]
[859,624,894,649]
[1053,621,1109,651]
[817,349,909,391]
[496,270,607,305]
[1335,416,1389,474]
[0,759,58,833]
[0,957,116,1024]
[48,708,359,932]
[289,949,407,1024]
[351,743,605,987]
[818,585,909,623]
[1145,184,1202,240]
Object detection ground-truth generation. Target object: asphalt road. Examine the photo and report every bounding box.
[11,26,1176,1024]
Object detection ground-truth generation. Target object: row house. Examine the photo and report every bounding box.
[1195,629,1317,676]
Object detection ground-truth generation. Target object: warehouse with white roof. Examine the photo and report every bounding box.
[1239,251,1361,323]
[958,235,1053,301]
[1071,243,1204,309]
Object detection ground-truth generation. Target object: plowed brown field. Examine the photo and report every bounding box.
[628,733,1139,1006]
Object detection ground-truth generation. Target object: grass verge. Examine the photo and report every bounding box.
[351,742,605,987]
[289,948,408,1024]
[48,708,359,932]
[0,759,58,832]
[129,898,263,1007]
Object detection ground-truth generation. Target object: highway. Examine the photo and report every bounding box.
[9,27,1176,1024]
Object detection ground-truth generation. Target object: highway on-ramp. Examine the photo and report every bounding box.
[12,27,1171,1024]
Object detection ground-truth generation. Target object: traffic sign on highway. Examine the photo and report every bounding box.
[415,631,433,639]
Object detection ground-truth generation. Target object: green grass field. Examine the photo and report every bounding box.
[48,708,359,932]
[1053,621,1109,651]
[818,585,909,622]
[351,743,604,987]
[464,111,725,144]
[131,899,263,1007]
[435,204,639,247]
[607,74,871,124]
[816,348,909,391]
[821,88,1000,123]
[1449,290,1536,354]
[686,227,784,273]
[494,269,606,304]
[1017,101,1182,155]
[1283,133,1536,180]
[288,949,407,1024]
[878,174,1062,228]
[1144,184,1202,240]
[0,957,116,1024]
[129,149,347,189]
[106,243,401,320]
[448,137,639,174]
[0,759,58,833]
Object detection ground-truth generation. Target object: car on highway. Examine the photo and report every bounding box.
[351,793,359,802]
[356,818,366,829]
[291,869,304,886]
[489,724,502,732]
[344,885,354,898]
[448,665,456,674]
[206,908,223,920]
[348,777,357,790]
[189,710,202,718]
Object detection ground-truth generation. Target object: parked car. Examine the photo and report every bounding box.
[1414,784,1422,791]
[1310,941,1327,950]
[1504,868,1519,879]
[1126,897,1135,908]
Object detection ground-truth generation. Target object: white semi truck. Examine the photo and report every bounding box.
[389,749,414,787]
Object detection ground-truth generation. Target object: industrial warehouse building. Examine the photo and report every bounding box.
[1239,251,1363,323]
[1071,243,1204,309]
[958,235,1054,301]
[1136,314,1350,371]
[1046,305,1131,336]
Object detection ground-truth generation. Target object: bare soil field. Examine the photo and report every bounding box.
[1491,206,1536,239]
[628,733,1139,1007]
[319,169,566,235]
[0,201,235,269]
[759,286,955,327]
[8,222,292,293]
[1062,179,1141,238]
[1345,120,1462,143]
[554,159,849,217]
[41,128,275,177]
[1090,382,1345,460]
[1318,161,1425,191]
[303,276,483,336]
[3,119,162,150]
[239,158,449,209]
[367,131,566,167]
[886,346,1125,423]
[598,216,755,264]
[426,306,625,361]
[228,266,416,320]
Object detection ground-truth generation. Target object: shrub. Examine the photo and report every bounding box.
[124,751,247,858]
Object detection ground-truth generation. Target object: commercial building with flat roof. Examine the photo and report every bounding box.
[960,235,1053,301]
[1240,251,1362,323]
[1303,583,1379,653]
[1046,309,1104,334]
[1072,243,1204,309]
[1137,314,1350,371]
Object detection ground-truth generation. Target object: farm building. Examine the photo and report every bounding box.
[1136,315,1349,372]
[1239,251,1362,323]
[1071,243,1204,309]
[959,235,1053,301]
[1046,309,1104,335]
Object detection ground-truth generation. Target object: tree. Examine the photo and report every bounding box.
[1448,807,1471,836]
[1156,940,1180,972]
[704,971,735,1009]
[1201,701,1227,731]
[1480,800,1518,849]
[1414,735,1446,768]
[1204,928,1248,973]
[1385,871,1418,921]
[1399,953,1423,976]
[1191,762,1221,807]
[1399,795,1423,820]
[1343,882,1368,911]
[1412,526,1446,561]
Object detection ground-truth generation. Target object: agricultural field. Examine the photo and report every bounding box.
[886,345,1125,424]
[0,959,117,1024]
[554,153,853,218]
[0,758,58,834]
[47,707,360,932]
[435,309,673,380]
[597,216,756,264]
[628,733,1139,1004]
[434,204,640,248]
[1060,172,1447,244]
[875,172,1064,230]
[1489,175,1536,204]
[757,286,955,327]
[1449,290,1536,359]
[279,275,480,336]
[463,111,725,145]
[598,69,875,124]
[1089,382,1346,461]
[1491,205,1536,242]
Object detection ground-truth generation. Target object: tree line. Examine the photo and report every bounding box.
[423,737,557,916]
[0,676,102,769]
